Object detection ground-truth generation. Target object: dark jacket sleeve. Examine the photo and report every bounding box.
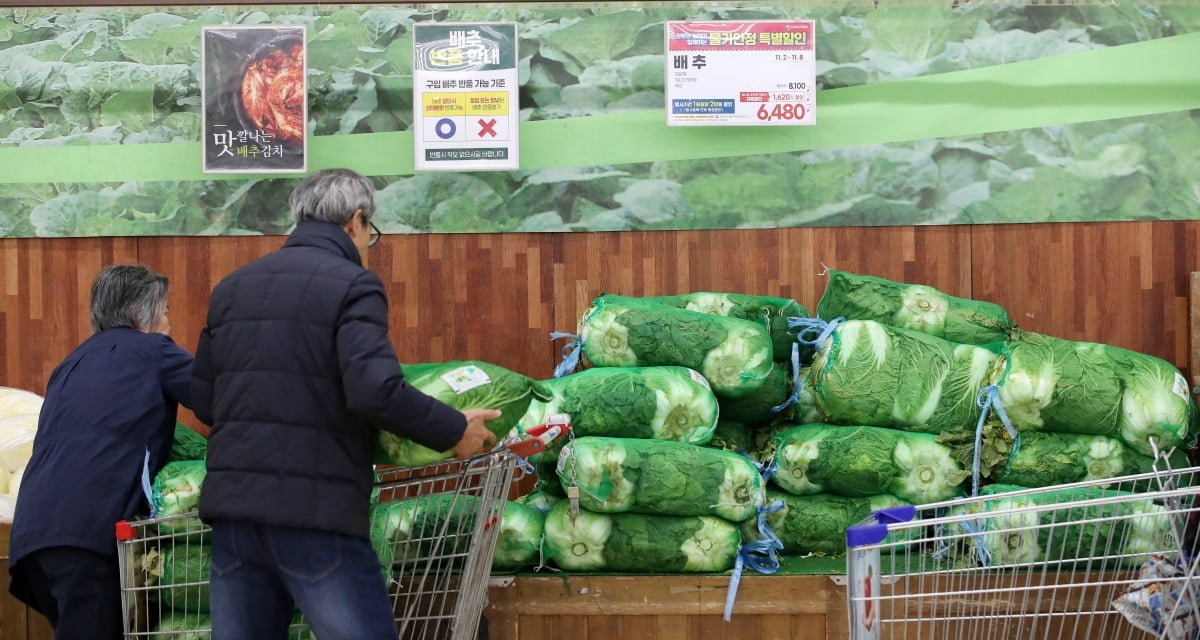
[160,337,195,410]
[335,272,466,452]
[190,326,216,426]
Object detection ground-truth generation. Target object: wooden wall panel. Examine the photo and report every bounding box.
[971,221,1194,367]
[379,233,561,379]
[135,236,279,359]
[2,220,1196,403]
[135,236,279,433]
[0,238,138,396]
[548,225,974,361]
[1,221,1198,640]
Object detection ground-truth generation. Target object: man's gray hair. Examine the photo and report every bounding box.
[89,264,169,333]
[289,168,376,226]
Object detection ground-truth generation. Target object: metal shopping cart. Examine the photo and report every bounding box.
[114,416,569,640]
[846,445,1200,640]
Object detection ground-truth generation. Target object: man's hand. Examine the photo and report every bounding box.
[451,409,501,458]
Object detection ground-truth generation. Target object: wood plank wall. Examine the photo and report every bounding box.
[0,220,1197,640]
[3,221,1197,405]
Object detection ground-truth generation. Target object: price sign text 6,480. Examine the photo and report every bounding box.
[756,103,807,122]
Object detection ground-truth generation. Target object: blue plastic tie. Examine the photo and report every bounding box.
[515,455,536,478]
[971,386,1019,497]
[788,316,843,353]
[724,502,784,622]
[931,522,950,560]
[723,456,788,622]
[959,517,994,567]
[740,451,778,486]
[771,342,803,414]
[724,554,747,622]
[755,499,785,552]
[550,332,581,378]
[141,448,156,517]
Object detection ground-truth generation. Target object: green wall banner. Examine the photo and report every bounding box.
[0,3,1198,236]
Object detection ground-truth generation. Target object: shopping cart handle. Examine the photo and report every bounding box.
[115,520,135,542]
[505,414,571,458]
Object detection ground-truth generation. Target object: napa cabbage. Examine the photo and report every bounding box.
[771,424,967,504]
[945,484,1172,568]
[809,319,997,434]
[151,460,206,517]
[515,366,718,464]
[743,489,911,556]
[578,294,774,398]
[369,494,545,573]
[558,436,764,522]
[815,270,1013,344]
[645,291,809,361]
[992,332,1195,457]
[542,500,740,572]
[375,360,548,468]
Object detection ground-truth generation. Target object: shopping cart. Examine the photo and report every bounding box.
[115,415,570,640]
[846,446,1199,640]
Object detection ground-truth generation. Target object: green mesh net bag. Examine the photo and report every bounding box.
[514,366,718,464]
[556,436,765,522]
[807,319,998,434]
[541,500,741,572]
[993,331,1196,456]
[644,291,808,361]
[741,489,911,556]
[375,360,548,468]
[574,294,775,399]
[816,269,1013,344]
[944,484,1172,568]
[769,424,968,504]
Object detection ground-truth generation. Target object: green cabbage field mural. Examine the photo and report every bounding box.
[0,2,1198,237]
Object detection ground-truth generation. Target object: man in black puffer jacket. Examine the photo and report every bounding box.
[191,168,499,640]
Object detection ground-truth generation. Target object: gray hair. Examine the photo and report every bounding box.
[289,168,376,226]
[89,264,169,333]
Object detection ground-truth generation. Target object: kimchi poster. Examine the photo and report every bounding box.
[202,25,307,173]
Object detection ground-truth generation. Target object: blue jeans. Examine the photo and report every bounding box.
[209,520,397,640]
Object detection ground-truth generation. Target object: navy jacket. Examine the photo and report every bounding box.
[192,221,465,539]
[7,329,193,603]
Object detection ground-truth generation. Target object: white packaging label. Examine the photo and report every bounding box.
[441,365,491,394]
[688,368,711,390]
[1173,372,1190,401]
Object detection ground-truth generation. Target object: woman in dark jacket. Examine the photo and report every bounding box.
[7,264,194,640]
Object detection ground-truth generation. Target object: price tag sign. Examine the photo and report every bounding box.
[665,20,815,127]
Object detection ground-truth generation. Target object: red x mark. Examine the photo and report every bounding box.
[477,118,498,137]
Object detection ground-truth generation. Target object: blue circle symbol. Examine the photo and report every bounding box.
[435,118,457,139]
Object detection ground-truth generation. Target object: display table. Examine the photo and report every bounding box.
[483,572,848,640]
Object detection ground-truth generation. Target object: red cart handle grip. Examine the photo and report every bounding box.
[505,413,571,458]
[115,520,136,542]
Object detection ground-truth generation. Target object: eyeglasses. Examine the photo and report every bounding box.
[368,220,381,247]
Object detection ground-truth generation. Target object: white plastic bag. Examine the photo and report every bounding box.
[0,413,37,523]
[0,387,43,421]
[0,413,37,474]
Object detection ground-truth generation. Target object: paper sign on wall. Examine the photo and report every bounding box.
[413,23,520,171]
[665,20,816,127]
[201,25,307,173]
